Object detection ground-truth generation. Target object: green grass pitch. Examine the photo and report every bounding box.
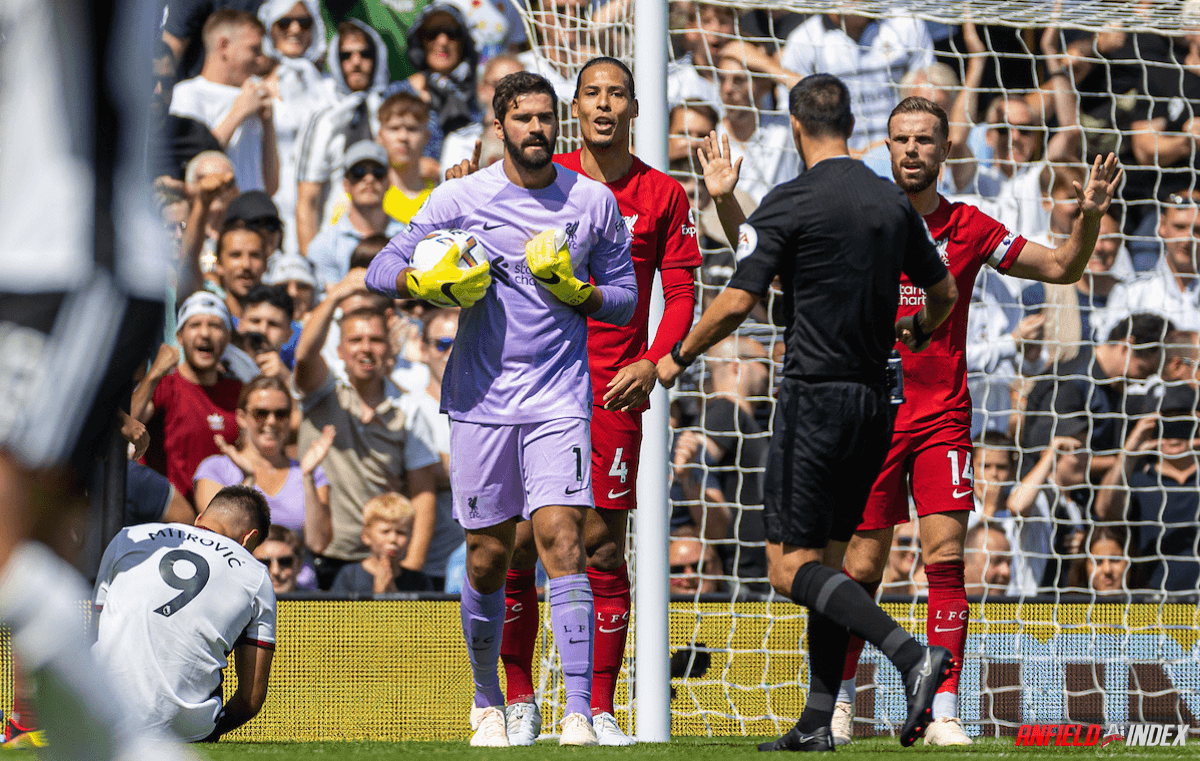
[6,736,1198,758]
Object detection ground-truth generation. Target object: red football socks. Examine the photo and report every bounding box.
[587,564,631,715]
[501,567,538,704]
[924,561,968,695]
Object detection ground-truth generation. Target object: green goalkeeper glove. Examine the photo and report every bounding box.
[525,229,594,307]
[406,244,491,308]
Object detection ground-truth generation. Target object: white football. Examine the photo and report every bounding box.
[411,229,484,272]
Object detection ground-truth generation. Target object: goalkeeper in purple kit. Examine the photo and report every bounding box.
[365,71,636,747]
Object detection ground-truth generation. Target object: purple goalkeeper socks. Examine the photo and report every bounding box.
[461,578,506,708]
[548,573,595,719]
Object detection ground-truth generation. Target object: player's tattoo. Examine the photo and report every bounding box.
[154,550,211,617]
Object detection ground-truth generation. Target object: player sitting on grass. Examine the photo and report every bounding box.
[93,485,277,743]
[331,492,432,593]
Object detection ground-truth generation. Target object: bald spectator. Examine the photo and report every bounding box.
[439,54,525,177]
[963,523,1013,598]
[133,293,242,503]
[714,53,799,204]
[1106,191,1200,333]
[181,150,239,291]
[668,535,723,596]
[307,141,406,290]
[170,10,279,196]
[1161,330,1200,389]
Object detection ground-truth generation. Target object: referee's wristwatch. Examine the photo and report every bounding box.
[671,340,696,369]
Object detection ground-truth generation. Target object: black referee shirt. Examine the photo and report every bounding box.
[728,157,948,379]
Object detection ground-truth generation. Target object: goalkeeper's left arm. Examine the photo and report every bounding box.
[525,226,637,325]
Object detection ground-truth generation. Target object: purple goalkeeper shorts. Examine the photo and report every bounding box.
[449,417,594,530]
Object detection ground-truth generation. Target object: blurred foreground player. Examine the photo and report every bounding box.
[833,97,1121,746]
[0,0,193,759]
[365,72,636,747]
[659,74,959,751]
[497,58,700,746]
[93,486,276,742]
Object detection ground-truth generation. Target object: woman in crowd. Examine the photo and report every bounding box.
[257,0,335,255]
[194,375,335,553]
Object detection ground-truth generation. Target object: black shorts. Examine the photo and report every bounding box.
[763,378,893,548]
[0,283,162,483]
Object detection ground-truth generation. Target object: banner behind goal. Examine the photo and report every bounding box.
[508,0,1200,739]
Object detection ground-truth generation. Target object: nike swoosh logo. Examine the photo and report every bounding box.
[567,638,588,644]
[483,222,505,230]
[533,272,561,286]
[504,617,519,624]
[598,625,626,634]
[565,485,587,495]
[440,282,462,306]
[607,489,631,499]
[933,626,965,633]
[911,656,933,697]
[952,489,972,499]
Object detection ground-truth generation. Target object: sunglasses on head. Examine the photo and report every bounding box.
[340,47,376,61]
[347,162,387,182]
[276,15,314,31]
[248,407,290,424]
[431,336,454,352]
[260,555,296,569]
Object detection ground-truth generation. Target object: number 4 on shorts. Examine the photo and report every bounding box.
[609,447,628,484]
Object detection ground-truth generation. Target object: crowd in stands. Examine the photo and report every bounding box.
[143,0,1200,602]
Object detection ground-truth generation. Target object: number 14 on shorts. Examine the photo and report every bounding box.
[946,450,974,500]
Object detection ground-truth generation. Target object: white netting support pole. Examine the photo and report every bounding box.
[633,0,670,743]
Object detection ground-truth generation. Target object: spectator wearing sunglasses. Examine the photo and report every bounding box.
[295,19,390,255]
[170,10,280,197]
[195,376,336,556]
[307,141,406,290]
[404,309,464,590]
[258,0,336,257]
[254,524,315,593]
[387,3,481,167]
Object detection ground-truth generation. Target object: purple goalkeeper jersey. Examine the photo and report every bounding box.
[366,162,636,424]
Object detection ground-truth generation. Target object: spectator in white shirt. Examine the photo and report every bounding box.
[257,0,335,256]
[170,10,279,196]
[714,53,799,204]
[1107,190,1200,332]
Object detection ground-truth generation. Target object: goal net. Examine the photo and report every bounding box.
[509,0,1200,739]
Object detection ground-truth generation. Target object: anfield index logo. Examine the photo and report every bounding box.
[1015,723,1190,748]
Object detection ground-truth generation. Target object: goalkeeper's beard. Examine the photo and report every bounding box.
[504,129,556,171]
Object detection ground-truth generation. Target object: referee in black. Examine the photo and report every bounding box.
[658,74,959,752]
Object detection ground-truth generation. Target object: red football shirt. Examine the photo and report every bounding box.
[894,196,1025,432]
[554,152,702,408]
[144,371,242,502]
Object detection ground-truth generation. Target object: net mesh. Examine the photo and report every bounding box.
[511,0,1200,738]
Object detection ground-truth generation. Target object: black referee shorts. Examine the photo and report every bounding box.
[0,282,162,484]
[763,377,893,548]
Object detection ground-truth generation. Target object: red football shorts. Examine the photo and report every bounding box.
[858,420,975,531]
[591,407,642,511]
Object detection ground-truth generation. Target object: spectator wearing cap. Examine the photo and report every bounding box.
[376,93,435,224]
[133,293,243,503]
[224,190,286,255]
[208,223,270,319]
[1095,385,1200,594]
[169,10,280,196]
[263,251,320,322]
[386,3,480,166]
[306,141,405,290]
[257,0,336,258]
[295,19,390,255]
[1105,191,1200,333]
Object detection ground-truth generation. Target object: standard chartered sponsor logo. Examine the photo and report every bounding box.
[899,283,926,307]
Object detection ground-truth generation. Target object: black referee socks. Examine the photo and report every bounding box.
[790,561,924,675]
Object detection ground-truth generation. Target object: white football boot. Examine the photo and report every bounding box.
[593,711,637,746]
[831,701,854,746]
[558,713,599,746]
[468,706,509,747]
[504,701,541,746]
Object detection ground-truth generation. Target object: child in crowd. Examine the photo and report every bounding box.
[331,493,432,594]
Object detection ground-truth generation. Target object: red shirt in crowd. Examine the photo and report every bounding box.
[144,371,241,503]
